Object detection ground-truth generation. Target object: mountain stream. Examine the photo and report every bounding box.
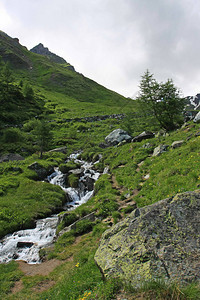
[0,153,101,264]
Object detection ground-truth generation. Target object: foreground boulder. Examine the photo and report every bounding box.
[95,190,200,287]
[105,129,132,146]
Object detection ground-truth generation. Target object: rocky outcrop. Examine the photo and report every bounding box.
[132,131,154,142]
[95,190,200,287]
[105,129,132,146]
[0,153,24,163]
[28,162,54,180]
[193,111,200,123]
[30,43,67,64]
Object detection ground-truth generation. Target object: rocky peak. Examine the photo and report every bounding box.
[30,43,67,65]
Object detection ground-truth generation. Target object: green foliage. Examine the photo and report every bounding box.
[0,158,65,238]
[112,211,121,224]
[61,212,79,227]
[68,173,79,188]
[32,119,53,158]
[136,70,184,131]
[23,83,34,100]
[75,219,94,235]
[2,127,24,143]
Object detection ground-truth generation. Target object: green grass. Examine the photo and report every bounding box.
[0,154,66,238]
[0,261,23,299]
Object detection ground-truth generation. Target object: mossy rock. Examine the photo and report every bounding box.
[95,190,200,287]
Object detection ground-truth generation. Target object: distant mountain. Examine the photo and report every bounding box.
[0,30,127,113]
[30,43,75,71]
[185,93,200,111]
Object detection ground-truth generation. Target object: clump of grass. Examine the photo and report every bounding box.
[0,261,23,298]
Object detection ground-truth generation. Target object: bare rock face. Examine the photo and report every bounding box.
[95,190,200,287]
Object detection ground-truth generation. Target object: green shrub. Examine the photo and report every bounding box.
[68,174,79,188]
[3,127,24,143]
[75,219,94,235]
[123,205,135,214]
[62,212,79,227]
[112,211,121,224]
[95,194,119,217]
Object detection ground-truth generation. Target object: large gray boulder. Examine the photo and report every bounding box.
[95,190,200,287]
[105,129,132,146]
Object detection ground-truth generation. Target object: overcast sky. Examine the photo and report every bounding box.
[0,0,200,97]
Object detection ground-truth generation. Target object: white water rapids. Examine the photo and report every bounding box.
[0,154,100,264]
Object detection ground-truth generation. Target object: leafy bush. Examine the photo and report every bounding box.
[68,173,79,188]
[75,219,94,235]
[112,211,121,224]
[62,212,79,227]
[3,127,24,143]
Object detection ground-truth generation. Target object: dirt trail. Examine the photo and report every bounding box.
[11,235,83,294]
[17,258,62,276]
[111,174,138,210]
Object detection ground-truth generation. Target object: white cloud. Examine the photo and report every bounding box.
[0,2,13,30]
[1,0,200,97]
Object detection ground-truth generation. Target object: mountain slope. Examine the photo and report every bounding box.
[0,31,127,108]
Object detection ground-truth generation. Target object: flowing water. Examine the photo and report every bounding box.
[0,153,100,264]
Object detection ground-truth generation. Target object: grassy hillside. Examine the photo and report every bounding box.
[0,30,129,120]
[1,121,200,300]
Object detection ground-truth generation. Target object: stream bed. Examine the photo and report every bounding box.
[0,153,100,264]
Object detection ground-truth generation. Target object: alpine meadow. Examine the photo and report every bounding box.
[0,30,200,300]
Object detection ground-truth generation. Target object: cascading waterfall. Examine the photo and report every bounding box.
[0,154,101,264]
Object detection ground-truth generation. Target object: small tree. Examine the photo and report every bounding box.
[0,63,13,91]
[136,70,184,131]
[23,83,34,101]
[33,120,52,158]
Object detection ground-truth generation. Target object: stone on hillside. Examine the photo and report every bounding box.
[105,129,132,146]
[152,144,168,156]
[69,168,84,177]
[171,140,184,149]
[95,190,200,287]
[155,130,168,138]
[132,131,154,142]
[28,162,54,180]
[142,142,152,149]
[0,153,24,163]
[48,146,67,154]
[193,111,200,123]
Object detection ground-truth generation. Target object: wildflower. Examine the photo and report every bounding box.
[75,262,80,267]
